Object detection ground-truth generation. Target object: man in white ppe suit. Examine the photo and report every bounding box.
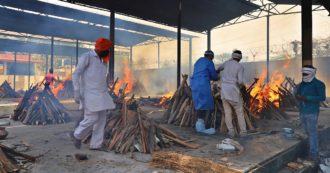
[72,38,116,150]
[218,50,247,138]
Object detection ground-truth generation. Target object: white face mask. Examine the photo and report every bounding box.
[302,67,316,83]
[302,73,315,82]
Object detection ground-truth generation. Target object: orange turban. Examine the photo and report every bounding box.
[95,38,113,63]
[95,38,113,51]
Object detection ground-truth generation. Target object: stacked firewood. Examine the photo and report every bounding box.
[0,80,20,98]
[13,86,70,125]
[13,84,39,121]
[57,80,74,98]
[83,95,200,154]
[163,74,197,127]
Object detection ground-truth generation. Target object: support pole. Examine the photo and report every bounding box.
[109,10,115,81]
[189,37,192,75]
[177,0,182,88]
[157,42,160,69]
[13,52,16,91]
[51,36,54,70]
[207,29,211,50]
[301,0,313,66]
[70,56,73,76]
[129,46,133,68]
[28,53,31,87]
[76,39,79,65]
[266,15,270,83]
[45,55,48,74]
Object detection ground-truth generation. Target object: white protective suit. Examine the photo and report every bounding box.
[218,59,247,135]
[73,50,115,148]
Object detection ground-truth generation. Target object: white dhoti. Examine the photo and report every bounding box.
[74,110,107,149]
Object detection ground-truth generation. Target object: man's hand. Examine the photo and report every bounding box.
[74,90,80,104]
[296,95,306,101]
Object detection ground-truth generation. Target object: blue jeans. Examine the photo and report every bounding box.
[299,113,319,160]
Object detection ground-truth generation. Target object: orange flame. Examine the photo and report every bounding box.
[114,60,133,94]
[159,91,174,108]
[52,75,71,97]
[250,68,285,113]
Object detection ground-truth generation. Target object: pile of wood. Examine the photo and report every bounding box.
[163,74,197,127]
[13,87,70,125]
[84,96,200,154]
[57,80,74,98]
[0,143,37,173]
[138,96,172,109]
[13,85,39,121]
[0,81,20,98]
[163,74,255,134]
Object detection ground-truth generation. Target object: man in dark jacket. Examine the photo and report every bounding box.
[295,65,326,162]
[190,50,218,135]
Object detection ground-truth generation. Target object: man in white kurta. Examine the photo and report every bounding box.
[218,50,247,138]
[72,38,115,149]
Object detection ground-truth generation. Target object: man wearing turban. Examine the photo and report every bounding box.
[71,38,115,150]
[296,65,326,162]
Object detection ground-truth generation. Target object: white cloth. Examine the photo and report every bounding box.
[74,110,107,148]
[218,59,244,103]
[222,99,247,134]
[302,67,316,83]
[73,50,115,112]
[232,52,242,60]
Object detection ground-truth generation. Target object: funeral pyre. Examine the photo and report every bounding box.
[80,80,200,154]
[52,77,74,99]
[13,84,70,125]
[0,80,20,98]
[162,70,310,134]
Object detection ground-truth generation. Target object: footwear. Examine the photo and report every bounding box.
[240,131,247,137]
[71,132,81,149]
[201,128,216,135]
[228,131,235,138]
[195,119,206,132]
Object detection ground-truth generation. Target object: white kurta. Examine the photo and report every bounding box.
[73,50,115,112]
[218,59,244,103]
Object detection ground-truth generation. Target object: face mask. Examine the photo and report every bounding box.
[302,67,316,83]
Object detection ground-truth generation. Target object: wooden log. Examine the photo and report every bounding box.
[0,144,36,162]
[154,124,185,141]
[163,134,200,149]
[0,148,19,172]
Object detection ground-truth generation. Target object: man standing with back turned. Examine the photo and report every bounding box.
[191,50,218,135]
[296,65,326,162]
[218,50,247,138]
[72,38,116,150]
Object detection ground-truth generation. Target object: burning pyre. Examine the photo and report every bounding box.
[52,76,74,99]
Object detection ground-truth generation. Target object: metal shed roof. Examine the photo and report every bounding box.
[269,0,319,5]
[0,0,193,47]
[67,0,260,32]
[0,38,89,57]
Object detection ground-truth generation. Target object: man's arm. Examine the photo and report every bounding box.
[217,63,225,72]
[208,61,218,81]
[237,66,244,86]
[306,82,326,102]
[72,53,89,92]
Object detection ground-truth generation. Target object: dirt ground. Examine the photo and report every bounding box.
[0,101,329,173]
[1,103,173,173]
